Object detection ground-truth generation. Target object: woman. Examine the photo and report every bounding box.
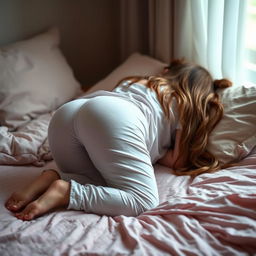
[5,59,232,220]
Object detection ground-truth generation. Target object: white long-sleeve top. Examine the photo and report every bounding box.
[113,81,179,162]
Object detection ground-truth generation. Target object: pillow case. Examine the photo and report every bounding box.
[86,53,256,164]
[207,85,256,164]
[85,52,166,94]
[0,27,81,129]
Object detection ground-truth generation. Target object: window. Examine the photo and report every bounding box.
[244,0,256,85]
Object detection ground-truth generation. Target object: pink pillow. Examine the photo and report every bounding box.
[85,52,166,94]
[0,28,81,129]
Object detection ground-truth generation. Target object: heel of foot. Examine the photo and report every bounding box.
[42,169,60,179]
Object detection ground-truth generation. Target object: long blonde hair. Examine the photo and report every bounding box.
[117,59,232,176]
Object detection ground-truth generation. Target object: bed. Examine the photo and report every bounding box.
[0,28,256,256]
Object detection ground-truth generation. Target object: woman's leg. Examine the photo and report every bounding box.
[6,99,101,218]
[5,169,60,212]
[13,99,106,220]
[9,96,159,219]
[47,99,106,185]
[7,98,107,220]
[67,96,159,216]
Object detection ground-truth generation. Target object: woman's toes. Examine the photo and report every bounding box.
[16,212,34,221]
[5,199,13,210]
[5,194,26,212]
[14,212,24,220]
[15,201,25,209]
[15,202,41,221]
[23,211,37,221]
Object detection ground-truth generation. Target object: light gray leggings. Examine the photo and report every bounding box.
[48,96,159,216]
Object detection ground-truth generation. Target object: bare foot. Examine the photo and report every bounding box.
[15,180,70,221]
[5,169,60,212]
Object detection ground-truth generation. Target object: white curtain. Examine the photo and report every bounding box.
[173,0,247,84]
[120,0,247,84]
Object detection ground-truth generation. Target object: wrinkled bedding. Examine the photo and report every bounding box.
[0,112,53,166]
[0,96,255,255]
[0,151,256,256]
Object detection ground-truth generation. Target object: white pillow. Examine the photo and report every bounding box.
[207,85,256,164]
[0,27,81,129]
[85,52,166,94]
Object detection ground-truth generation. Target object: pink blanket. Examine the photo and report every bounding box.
[0,151,255,255]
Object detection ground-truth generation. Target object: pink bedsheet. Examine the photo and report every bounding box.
[0,152,256,256]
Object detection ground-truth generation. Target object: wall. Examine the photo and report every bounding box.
[0,0,120,88]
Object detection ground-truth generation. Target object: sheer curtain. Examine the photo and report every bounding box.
[173,0,247,84]
[120,0,247,84]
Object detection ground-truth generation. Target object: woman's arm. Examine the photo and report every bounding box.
[158,129,187,169]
